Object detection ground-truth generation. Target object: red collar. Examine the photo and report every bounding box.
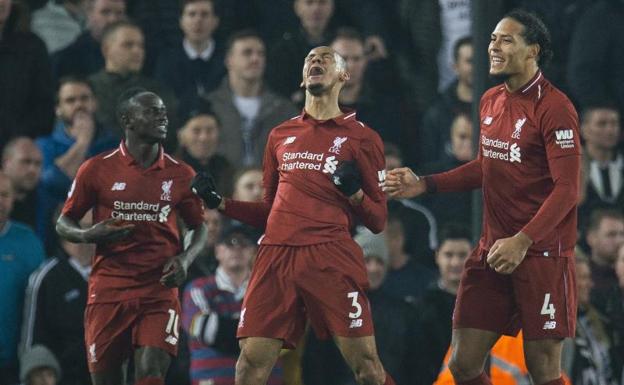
[118,140,166,169]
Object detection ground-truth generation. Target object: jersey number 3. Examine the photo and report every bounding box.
[348,291,362,319]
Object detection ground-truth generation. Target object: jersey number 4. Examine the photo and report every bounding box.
[540,293,556,320]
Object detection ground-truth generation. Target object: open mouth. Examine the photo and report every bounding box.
[308,66,324,77]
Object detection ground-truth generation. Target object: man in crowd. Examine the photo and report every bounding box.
[585,209,624,296]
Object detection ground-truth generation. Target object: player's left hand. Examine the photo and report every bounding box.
[160,255,188,287]
[486,232,534,274]
[332,160,362,197]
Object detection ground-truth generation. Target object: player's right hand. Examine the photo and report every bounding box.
[83,218,135,243]
[382,167,426,198]
[191,171,223,209]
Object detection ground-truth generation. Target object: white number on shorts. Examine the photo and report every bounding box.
[165,309,180,338]
[540,293,556,320]
[347,292,362,319]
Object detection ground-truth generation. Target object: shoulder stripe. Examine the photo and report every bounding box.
[290,115,302,120]
[103,149,119,159]
[21,258,59,352]
[356,121,365,128]
[344,112,356,120]
[164,153,179,164]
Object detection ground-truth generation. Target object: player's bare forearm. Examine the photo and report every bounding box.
[57,214,135,244]
[178,223,208,269]
[56,214,88,243]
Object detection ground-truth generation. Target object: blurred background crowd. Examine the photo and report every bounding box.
[0,0,623,384]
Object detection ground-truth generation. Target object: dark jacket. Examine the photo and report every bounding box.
[52,31,103,81]
[179,149,234,197]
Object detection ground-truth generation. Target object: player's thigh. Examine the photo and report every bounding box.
[512,256,576,339]
[238,337,283,368]
[297,241,374,339]
[133,297,181,358]
[453,248,520,335]
[134,346,171,379]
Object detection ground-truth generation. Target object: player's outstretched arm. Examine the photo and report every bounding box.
[56,214,135,244]
[160,223,208,287]
[382,167,426,199]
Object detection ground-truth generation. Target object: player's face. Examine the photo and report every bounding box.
[488,18,537,79]
[575,261,593,307]
[2,141,42,192]
[105,27,145,73]
[365,256,387,290]
[226,38,265,81]
[454,43,473,87]
[0,175,14,224]
[588,218,624,263]
[129,93,168,143]
[331,38,367,87]
[216,234,255,271]
[0,0,11,25]
[202,208,222,247]
[436,239,471,286]
[178,115,219,161]
[616,245,624,288]
[233,170,263,202]
[180,1,219,43]
[302,47,347,96]
[294,0,334,34]
[88,0,126,39]
[57,82,97,124]
[450,115,473,162]
[581,109,620,150]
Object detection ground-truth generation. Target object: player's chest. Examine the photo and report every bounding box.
[96,168,183,205]
[273,127,358,174]
[480,99,545,167]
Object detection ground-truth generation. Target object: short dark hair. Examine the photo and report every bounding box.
[332,27,364,45]
[453,36,472,62]
[56,76,94,104]
[587,208,624,233]
[437,223,472,249]
[225,29,263,55]
[580,104,620,125]
[503,9,553,68]
[116,87,149,127]
[101,20,141,47]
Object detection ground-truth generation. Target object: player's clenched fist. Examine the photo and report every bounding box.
[191,171,223,209]
[382,167,426,199]
[332,160,362,196]
[160,255,188,287]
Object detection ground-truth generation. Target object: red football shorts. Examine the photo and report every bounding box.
[84,297,181,372]
[237,240,374,348]
[453,248,577,339]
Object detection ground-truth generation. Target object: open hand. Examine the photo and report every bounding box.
[486,232,533,274]
[160,256,188,287]
[382,167,426,199]
[83,218,135,244]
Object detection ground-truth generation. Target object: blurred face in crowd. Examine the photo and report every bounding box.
[2,138,42,194]
[103,26,145,73]
[202,208,222,247]
[0,0,11,27]
[331,37,367,87]
[178,114,219,161]
[385,219,405,260]
[88,0,126,40]
[587,216,624,265]
[488,17,538,80]
[576,260,593,308]
[451,115,473,162]
[616,245,624,288]
[365,255,387,290]
[57,82,97,125]
[0,173,14,226]
[294,0,333,34]
[436,238,471,289]
[581,108,620,151]
[216,232,255,273]
[455,42,474,87]
[180,0,219,44]
[226,37,265,82]
[233,169,263,202]
[27,367,57,385]
[302,46,349,96]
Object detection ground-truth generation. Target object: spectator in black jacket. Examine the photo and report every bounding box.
[52,0,126,81]
[154,0,226,120]
[20,210,94,385]
[413,224,472,385]
[0,0,55,150]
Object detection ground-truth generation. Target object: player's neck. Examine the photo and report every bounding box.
[304,93,343,120]
[504,65,539,93]
[585,143,614,164]
[229,75,262,98]
[125,139,160,168]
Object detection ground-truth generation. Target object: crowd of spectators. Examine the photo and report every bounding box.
[1,0,623,384]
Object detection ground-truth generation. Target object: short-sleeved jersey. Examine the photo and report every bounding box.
[478,71,581,257]
[260,111,387,245]
[62,142,204,304]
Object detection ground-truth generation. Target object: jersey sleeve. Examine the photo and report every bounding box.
[223,133,277,229]
[351,129,387,234]
[176,168,205,229]
[61,159,97,220]
[540,97,581,159]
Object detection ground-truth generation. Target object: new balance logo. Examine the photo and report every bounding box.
[483,116,493,125]
[283,136,297,145]
[165,335,178,345]
[510,143,521,163]
[543,321,557,330]
[111,182,126,191]
[322,156,338,174]
[350,319,363,328]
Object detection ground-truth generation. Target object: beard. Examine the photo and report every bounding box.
[489,71,512,84]
[306,82,326,96]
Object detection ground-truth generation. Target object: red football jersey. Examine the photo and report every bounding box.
[62,142,204,303]
[225,110,387,245]
[429,72,581,257]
